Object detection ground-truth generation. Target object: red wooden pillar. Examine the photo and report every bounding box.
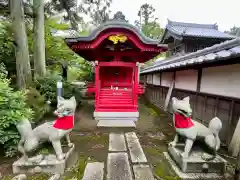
[133,62,139,109]
[95,61,100,110]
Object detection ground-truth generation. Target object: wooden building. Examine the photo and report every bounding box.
[141,20,240,145]
[65,20,167,126]
[161,19,234,56]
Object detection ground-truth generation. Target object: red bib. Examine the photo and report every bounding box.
[53,115,74,130]
[174,113,194,129]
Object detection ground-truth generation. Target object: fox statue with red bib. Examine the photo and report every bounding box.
[16,96,76,161]
[170,96,222,160]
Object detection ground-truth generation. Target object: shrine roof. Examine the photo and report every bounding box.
[141,38,240,74]
[160,19,235,43]
[65,20,163,45]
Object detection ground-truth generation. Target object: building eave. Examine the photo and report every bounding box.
[142,38,240,74]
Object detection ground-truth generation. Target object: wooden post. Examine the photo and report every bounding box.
[95,61,99,109]
[234,134,240,180]
[229,117,240,157]
[164,74,175,111]
[134,63,139,108]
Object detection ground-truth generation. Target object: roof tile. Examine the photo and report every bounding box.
[141,38,240,74]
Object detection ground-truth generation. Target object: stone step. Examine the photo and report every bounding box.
[82,162,104,180]
[125,132,147,163]
[107,152,132,180]
[133,165,155,180]
[109,133,127,152]
[97,120,136,128]
[96,117,137,121]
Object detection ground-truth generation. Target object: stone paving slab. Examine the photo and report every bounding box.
[107,152,132,180]
[82,162,104,180]
[109,133,127,152]
[163,152,227,180]
[133,165,155,180]
[125,132,147,163]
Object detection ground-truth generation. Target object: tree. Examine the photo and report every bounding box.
[0,0,33,17]
[225,26,240,37]
[81,0,112,26]
[135,3,165,67]
[45,0,113,29]
[33,0,46,76]
[10,0,32,89]
[44,0,83,31]
[112,11,128,22]
[137,3,156,26]
[141,21,164,40]
[135,3,163,40]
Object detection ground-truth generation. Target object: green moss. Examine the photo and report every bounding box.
[27,173,49,180]
[72,133,108,146]
[154,162,180,180]
[38,148,50,155]
[144,147,162,156]
[63,154,97,180]
[3,174,49,180]
[3,176,13,180]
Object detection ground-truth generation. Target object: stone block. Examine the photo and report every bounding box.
[133,165,155,180]
[82,162,104,180]
[125,132,147,163]
[164,152,228,180]
[168,144,226,173]
[107,152,132,180]
[109,133,127,152]
[12,144,75,175]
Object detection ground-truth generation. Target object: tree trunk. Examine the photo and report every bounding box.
[62,62,68,80]
[33,0,46,77]
[10,0,32,89]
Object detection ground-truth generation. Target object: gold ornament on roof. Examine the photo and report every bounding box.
[108,34,128,44]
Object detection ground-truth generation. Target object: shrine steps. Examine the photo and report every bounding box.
[97,120,136,128]
[94,111,138,128]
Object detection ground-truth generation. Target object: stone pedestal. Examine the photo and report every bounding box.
[163,144,229,180]
[168,144,226,173]
[12,144,75,175]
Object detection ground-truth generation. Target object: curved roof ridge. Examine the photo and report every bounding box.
[65,20,167,46]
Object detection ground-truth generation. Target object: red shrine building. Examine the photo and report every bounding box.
[65,20,167,125]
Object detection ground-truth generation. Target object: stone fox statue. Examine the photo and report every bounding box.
[16,96,77,161]
[170,96,222,160]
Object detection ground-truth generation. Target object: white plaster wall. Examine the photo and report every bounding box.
[161,72,173,87]
[200,64,240,98]
[147,74,152,84]
[175,70,198,91]
[153,73,161,85]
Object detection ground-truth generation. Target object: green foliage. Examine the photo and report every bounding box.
[141,22,164,40]
[45,18,77,68]
[0,66,33,157]
[25,88,50,122]
[33,72,82,105]
[77,61,94,82]
[225,26,240,37]
[0,21,16,79]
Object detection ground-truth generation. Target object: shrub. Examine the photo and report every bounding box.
[33,73,82,105]
[25,88,50,122]
[0,66,33,157]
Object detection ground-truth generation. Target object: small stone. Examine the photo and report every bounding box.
[12,174,27,180]
[34,166,42,173]
[48,174,61,180]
